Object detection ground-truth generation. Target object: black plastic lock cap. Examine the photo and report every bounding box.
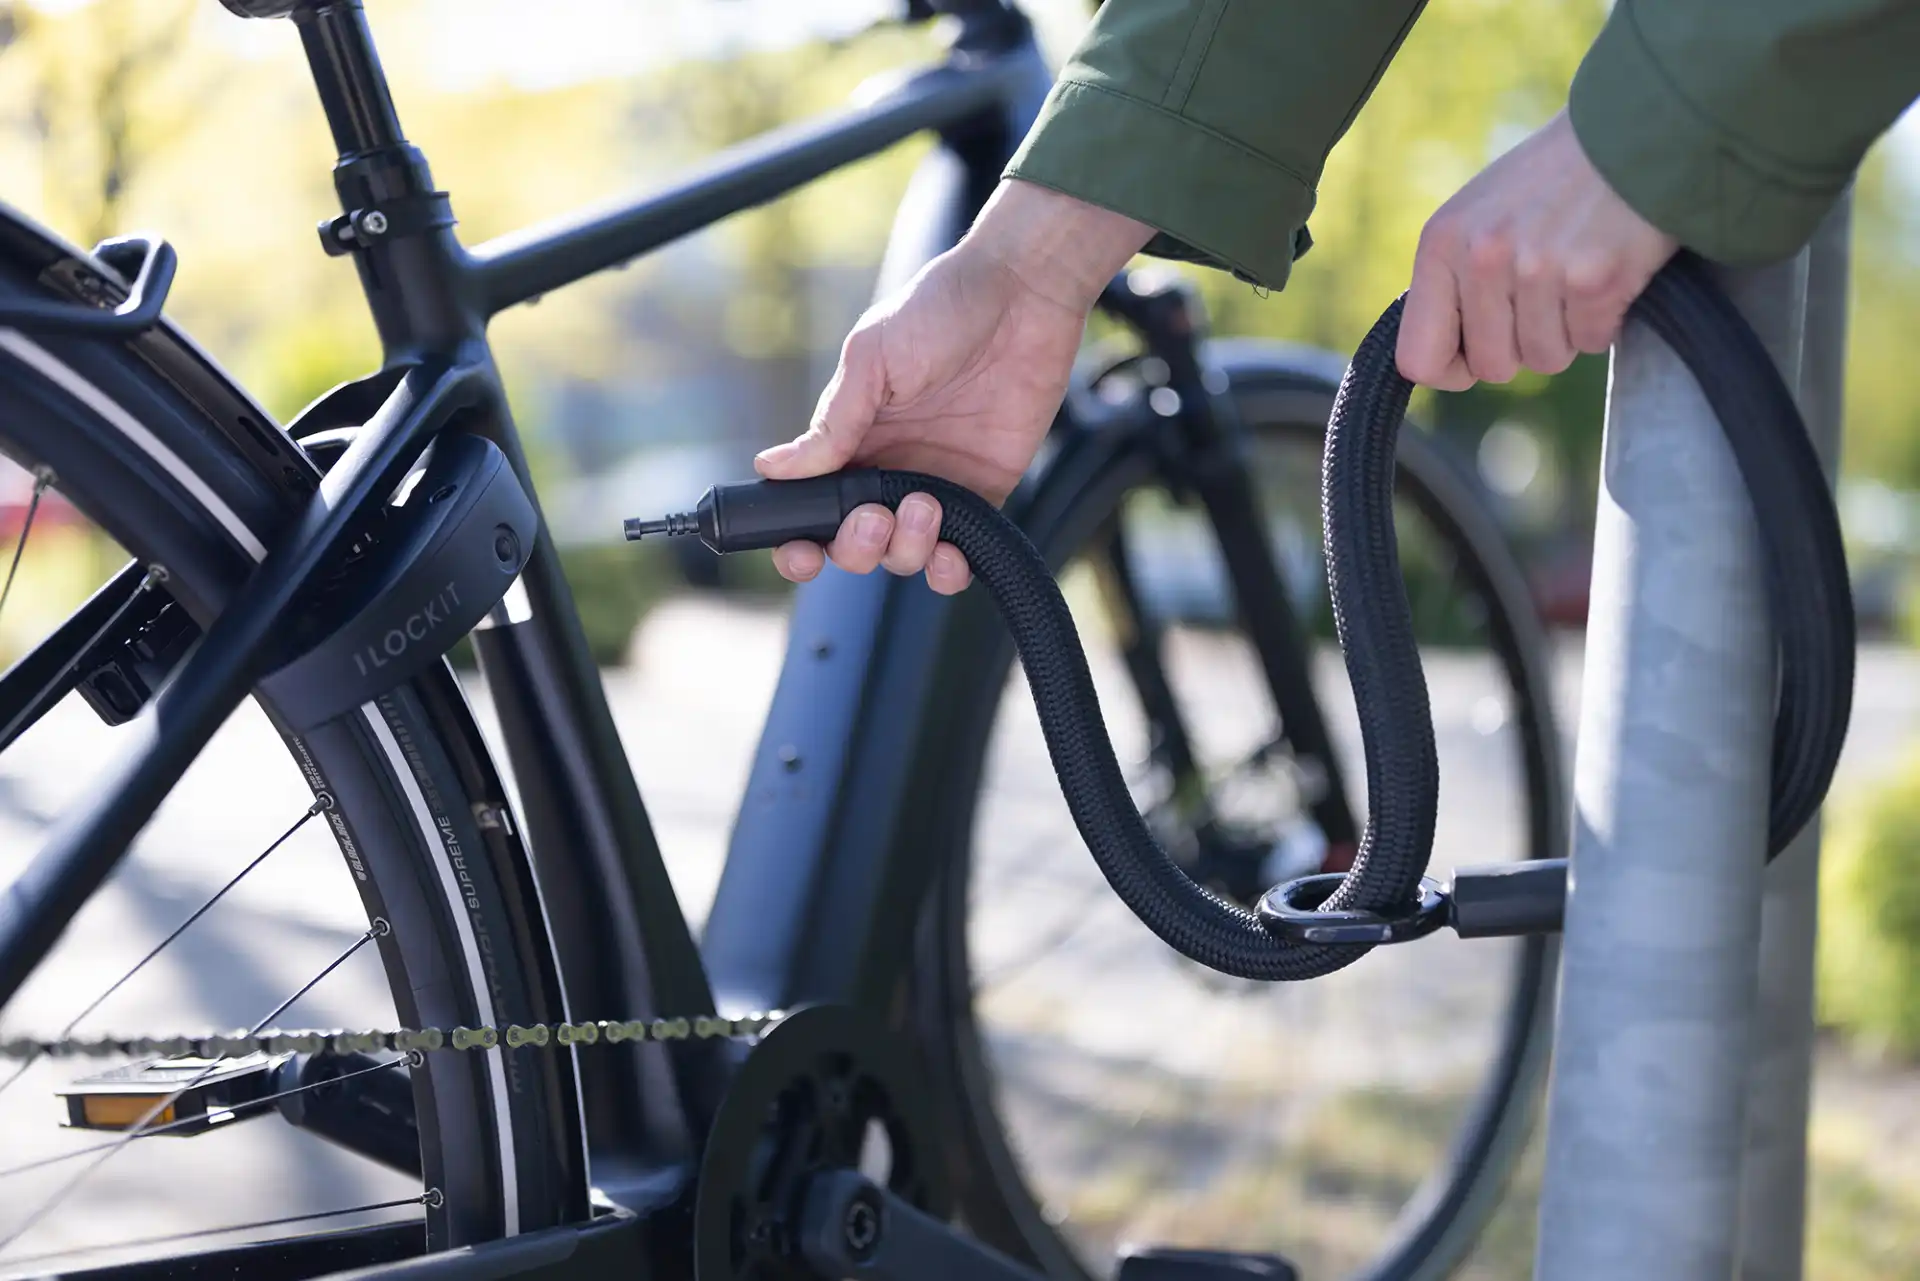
[257,432,538,730]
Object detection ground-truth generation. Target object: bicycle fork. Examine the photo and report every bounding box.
[1095,271,1362,874]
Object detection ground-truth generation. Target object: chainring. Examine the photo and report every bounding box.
[694,1004,951,1281]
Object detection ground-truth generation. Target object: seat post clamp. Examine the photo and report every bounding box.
[318,191,454,257]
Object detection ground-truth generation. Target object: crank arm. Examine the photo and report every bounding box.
[798,1172,1300,1281]
[798,1170,1045,1281]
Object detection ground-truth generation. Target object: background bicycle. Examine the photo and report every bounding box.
[0,1,1917,1278]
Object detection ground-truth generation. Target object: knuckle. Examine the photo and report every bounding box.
[840,318,881,361]
[1419,214,1465,258]
[1564,257,1617,300]
[1512,247,1556,287]
[1465,229,1513,275]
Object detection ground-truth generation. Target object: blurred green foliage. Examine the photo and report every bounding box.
[557,542,673,667]
[0,0,1915,667]
[1818,740,1920,1059]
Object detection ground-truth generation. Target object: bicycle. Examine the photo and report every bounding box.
[0,2,1563,1278]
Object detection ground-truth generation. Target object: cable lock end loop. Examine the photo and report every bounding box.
[1256,873,1449,946]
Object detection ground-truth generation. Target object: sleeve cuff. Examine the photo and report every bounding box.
[1005,79,1315,292]
[1568,4,1851,265]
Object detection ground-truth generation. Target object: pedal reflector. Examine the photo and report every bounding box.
[77,1095,176,1128]
[57,1054,280,1135]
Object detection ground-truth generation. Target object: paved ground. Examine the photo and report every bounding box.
[0,594,1915,1277]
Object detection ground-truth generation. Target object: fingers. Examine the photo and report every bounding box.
[1458,231,1520,384]
[1514,249,1576,374]
[881,493,942,576]
[1564,255,1628,355]
[1397,234,1474,391]
[773,540,825,583]
[1401,113,1680,387]
[769,494,974,595]
[827,504,894,576]
[760,325,883,583]
[927,545,973,595]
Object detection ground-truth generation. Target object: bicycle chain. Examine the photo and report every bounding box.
[0,1011,787,1062]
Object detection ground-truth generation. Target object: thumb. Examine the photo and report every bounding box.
[756,330,885,479]
[1398,240,1475,391]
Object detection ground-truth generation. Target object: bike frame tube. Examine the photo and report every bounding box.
[312,0,1050,1194]
[0,7,1381,1279]
[0,0,1055,1231]
[468,62,1035,316]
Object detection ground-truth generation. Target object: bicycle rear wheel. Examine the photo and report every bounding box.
[0,215,584,1269]
[911,345,1563,1281]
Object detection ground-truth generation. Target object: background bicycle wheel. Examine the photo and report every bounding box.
[906,352,1561,1281]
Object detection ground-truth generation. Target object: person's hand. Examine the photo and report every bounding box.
[1397,110,1679,390]
[755,180,1152,594]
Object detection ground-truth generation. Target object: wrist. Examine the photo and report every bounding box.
[963,179,1155,314]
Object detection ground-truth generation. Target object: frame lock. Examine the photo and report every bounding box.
[257,431,537,730]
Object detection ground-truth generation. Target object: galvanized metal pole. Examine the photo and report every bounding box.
[1736,189,1852,1281]
[1532,245,1811,1280]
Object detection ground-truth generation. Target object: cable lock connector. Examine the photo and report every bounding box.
[623,472,892,554]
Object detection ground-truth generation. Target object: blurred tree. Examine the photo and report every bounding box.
[0,0,200,247]
[1172,0,1609,553]
[1843,145,1920,492]
[1162,1,1919,585]
[0,0,1911,584]
[631,22,939,427]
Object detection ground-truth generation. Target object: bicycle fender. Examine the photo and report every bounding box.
[257,430,537,730]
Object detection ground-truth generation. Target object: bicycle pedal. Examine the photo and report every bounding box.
[1116,1246,1300,1281]
[56,1053,280,1135]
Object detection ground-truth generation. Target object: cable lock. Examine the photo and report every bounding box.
[625,252,1854,979]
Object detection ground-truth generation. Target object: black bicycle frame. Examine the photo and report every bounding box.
[3,5,1354,1278]
[0,0,1052,1230]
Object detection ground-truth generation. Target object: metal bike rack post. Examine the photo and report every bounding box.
[1532,237,1823,1279]
[1735,191,1851,1281]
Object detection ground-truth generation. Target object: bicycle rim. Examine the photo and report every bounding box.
[0,216,584,1267]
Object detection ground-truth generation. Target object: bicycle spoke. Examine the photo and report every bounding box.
[974,882,1115,995]
[0,797,326,1104]
[0,923,387,1253]
[0,1193,430,1269]
[249,926,385,1032]
[0,1054,403,1182]
[0,466,52,625]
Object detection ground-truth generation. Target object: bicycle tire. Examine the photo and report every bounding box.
[0,216,585,1260]
[910,346,1562,1281]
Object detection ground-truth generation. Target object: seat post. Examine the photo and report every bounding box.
[293,0,408,158]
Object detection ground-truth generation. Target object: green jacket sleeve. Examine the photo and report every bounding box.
[1005,0,1428,292]
[1568,0,1920,264]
